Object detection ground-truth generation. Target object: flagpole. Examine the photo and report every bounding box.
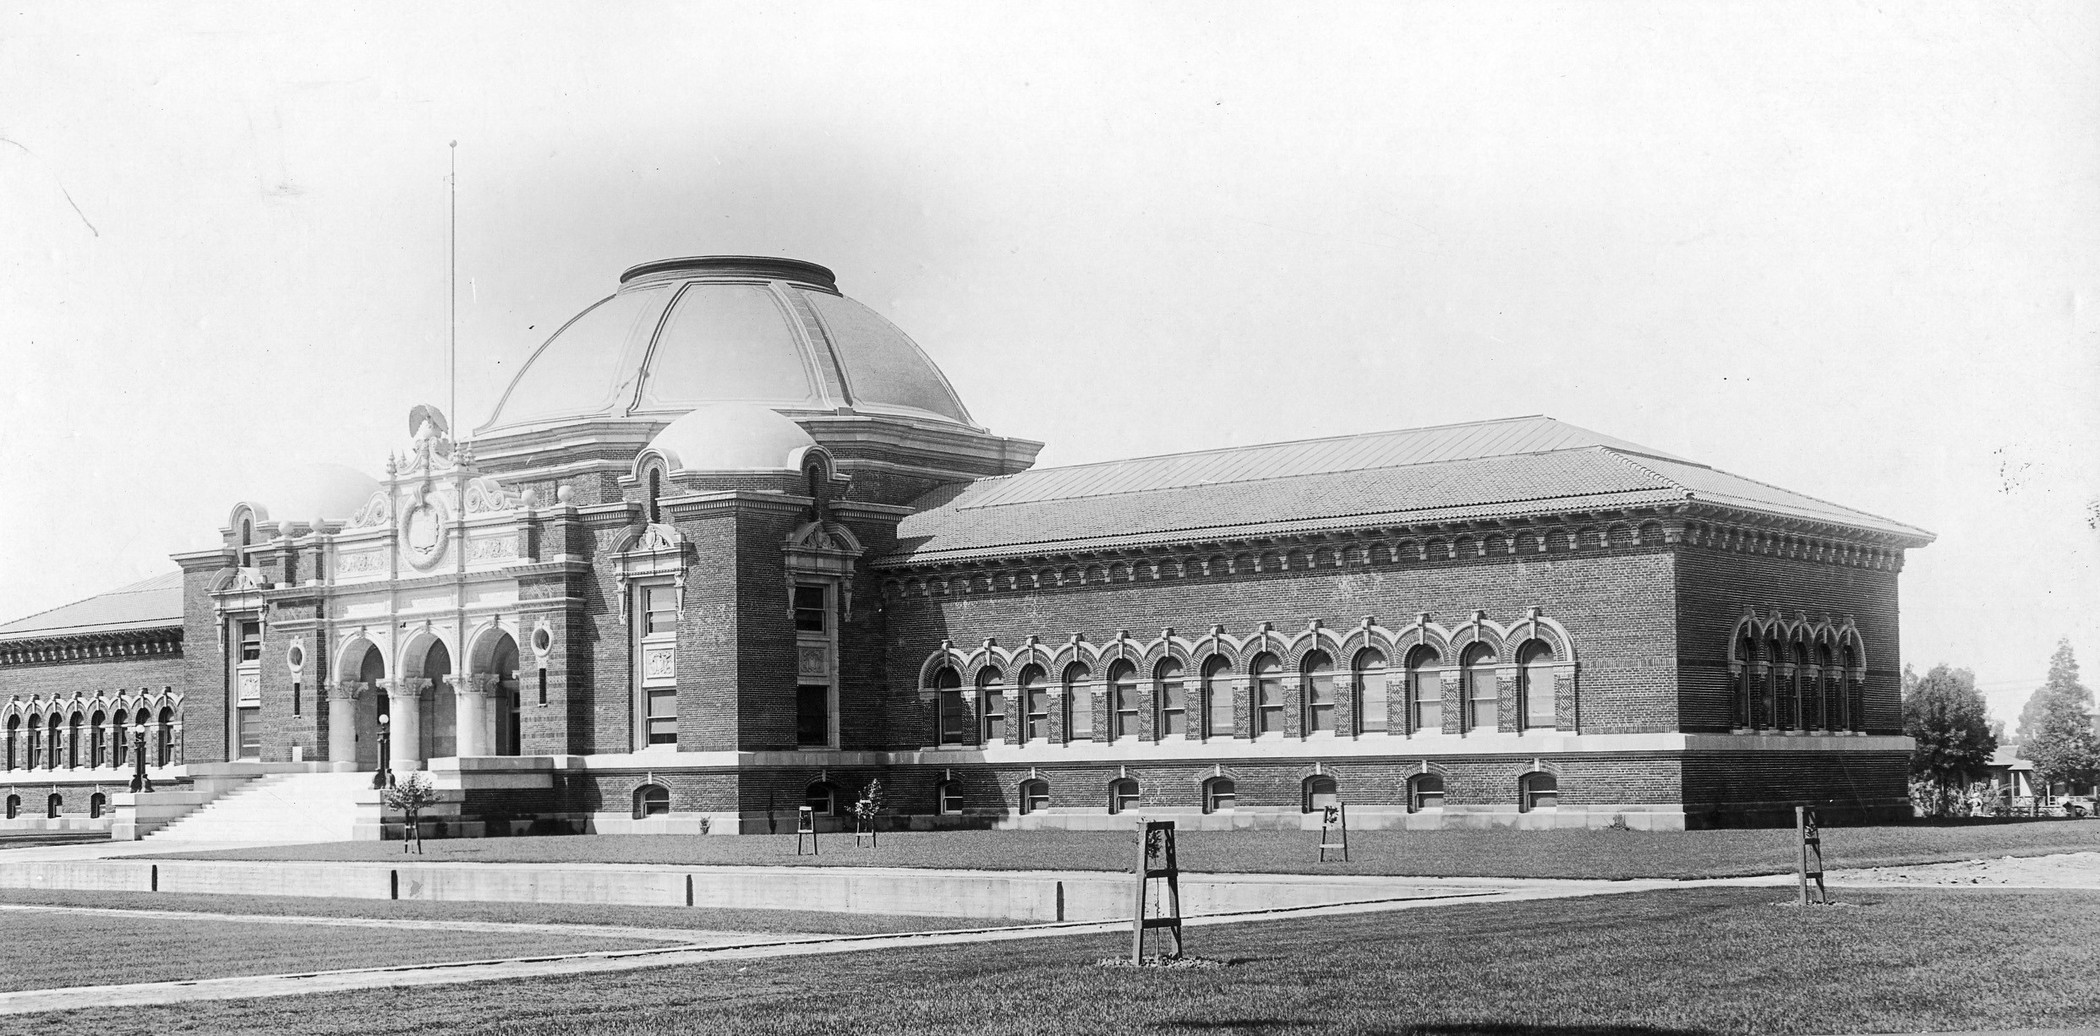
[448,140,458,431]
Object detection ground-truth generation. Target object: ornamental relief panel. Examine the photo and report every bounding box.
[642,647,676,681]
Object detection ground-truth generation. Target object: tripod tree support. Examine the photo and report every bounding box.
[1318,802,1349,862]
[1132,820,1184,963]
[1797,805,1828,905]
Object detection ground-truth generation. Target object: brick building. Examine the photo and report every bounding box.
[0,255,1932,836]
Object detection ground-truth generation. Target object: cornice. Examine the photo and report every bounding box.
[0,628,184,667]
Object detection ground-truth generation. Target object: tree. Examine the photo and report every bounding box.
[851,778,884,847]
[2016,640,2100,798]
[382,772,441,854]
[1901,664,1996,816]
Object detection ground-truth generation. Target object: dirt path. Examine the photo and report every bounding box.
[1828,850,2100,888]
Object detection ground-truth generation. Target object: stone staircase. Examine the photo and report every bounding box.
[145,771,372,843]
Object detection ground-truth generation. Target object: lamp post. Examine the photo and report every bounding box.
[129,721,152,793]
[373,712,393,789]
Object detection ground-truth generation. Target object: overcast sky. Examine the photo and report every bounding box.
[2,2,2094,725]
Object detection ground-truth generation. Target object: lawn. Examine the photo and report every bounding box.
[0,888,1003,936]
[18,886,2100,1035]
[0,911,663,993]
[149,818,2100,880]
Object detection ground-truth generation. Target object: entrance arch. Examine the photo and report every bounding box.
[469,629,522,757]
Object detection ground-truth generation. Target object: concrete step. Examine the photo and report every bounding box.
[146,771,373,843]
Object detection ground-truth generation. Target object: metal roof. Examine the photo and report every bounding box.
[882,416,1933,564]
[0,572,185,642]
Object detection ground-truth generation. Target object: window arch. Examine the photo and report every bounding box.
[1063,663,1095,742]
[1107,661,1139,740]
[1461,644,1499,733]
[1154,659,1186,739]
[805,781,839,817]
[1019,778,1049,815]
[1203,777,1236,814]
[1302,651,1336,734]
[936,779,965,816]
[1407,773,1445,812]
[1201,657,1235,739]
[977,668,1007,743]
[1302,775,1338,814]
[1407,647,1443,734]
[1354,649,1388,734]
[1251,653,1284,735]
[1107,777,1140,814]
[633,783,670,819]
[932,666,966,746]
[1519,772,1558,813]
[1018,665,1049,742]
[1516,641,1557,732]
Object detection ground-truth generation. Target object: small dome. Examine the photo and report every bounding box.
[477,256,977,436]
[642,403,818,474]
[237,463,382,525]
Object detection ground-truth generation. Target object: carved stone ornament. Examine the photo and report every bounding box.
[784,520,863,618]
[613,523,689,622]
[347,491,393,530]
[463,477,525,515]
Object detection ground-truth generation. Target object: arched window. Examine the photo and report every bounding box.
[1407,647,1443,734]
[1461,645,1498,733]
[1154,659,1185,739]
[46,715,62,770]
[1734,635,1758,729]
[46,794,61,819]
[25,719,40,770]
[1762,638,1784,729]
[1251,653,1284,735]
[1107,777,1140,814]
[5,716,16,771]
[1791,643,1811,731]
[977,669,1007,743]
[805,781,838,817]
[1107,661,1139,740]
[89,711,106,768]
[1201,657,1235,739]
[1203,777,1236,814]
[1019,778,1050,815]
[112,713,127,769]
[67,713,82,768]
[157,708,175,766]
[1407,773,1445,812]
[1516,641,1556,731]
[1354,650,1387,734]
[1843,644,1863,731]
[646,465,663,524]
[1302,651,1336,734]
[1302,775,1338,814]
[2,794,15,819]
[633,784,670,819]
[936,779,965,816]
[89,792,107,820]
[1018,666,1049,742]
[1064,664,1094,742]
[933,667,966,746]
[1816,644,1837,732]
[1519,772,1559,812]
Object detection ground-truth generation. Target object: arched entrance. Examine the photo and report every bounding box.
[354,643,386,769]
[471,631,522,758]
[418,639,455,761]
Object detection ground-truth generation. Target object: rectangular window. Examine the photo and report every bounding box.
[1412,783,1445,811]
[1256,677,1283,735]
[1207,677,1234,738]
[1023,783,1050,814]
[1157,681,1185,737]
[1359,671,1388,733]
[1524,669,1556,729]
[538,668,548,706]
[237,707,262,759]
[1025,684,1048,740]
[238,621,262,662]
[292,681,301,717]
[1068,687,1094,740]
[1112,684,1139,740]
[1306,674,1335,733]
[1413,671,1442,733]
[1468,675,1498,732]
[645,688,678,745]
[643,586,679,636]
[796,685,829,746]
[938,690,970,745]
[982,691,1007,742]
[792,585,827,633]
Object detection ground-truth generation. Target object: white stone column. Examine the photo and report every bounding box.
[389,679,425,771]
[480,674,502,756]
[449,675,486,758]
[327,683,359,772]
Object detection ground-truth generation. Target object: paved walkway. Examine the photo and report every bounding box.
[0,902,751,943]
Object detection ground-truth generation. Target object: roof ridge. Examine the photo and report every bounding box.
[992,415,1562,478]
[1592,448,1695,497]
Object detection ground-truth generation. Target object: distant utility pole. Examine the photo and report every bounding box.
[448,140,458,428]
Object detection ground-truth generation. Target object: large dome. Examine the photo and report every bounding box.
[476,256,978,436]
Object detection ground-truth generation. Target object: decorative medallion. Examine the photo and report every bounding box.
[401,501,447,569]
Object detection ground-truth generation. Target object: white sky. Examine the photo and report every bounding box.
[2,2,2094,725]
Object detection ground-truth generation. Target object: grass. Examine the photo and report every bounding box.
[18,886,2100,1034]
[0,888,1006,936]
[148,818,2100,880]
[0,911,663,993]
